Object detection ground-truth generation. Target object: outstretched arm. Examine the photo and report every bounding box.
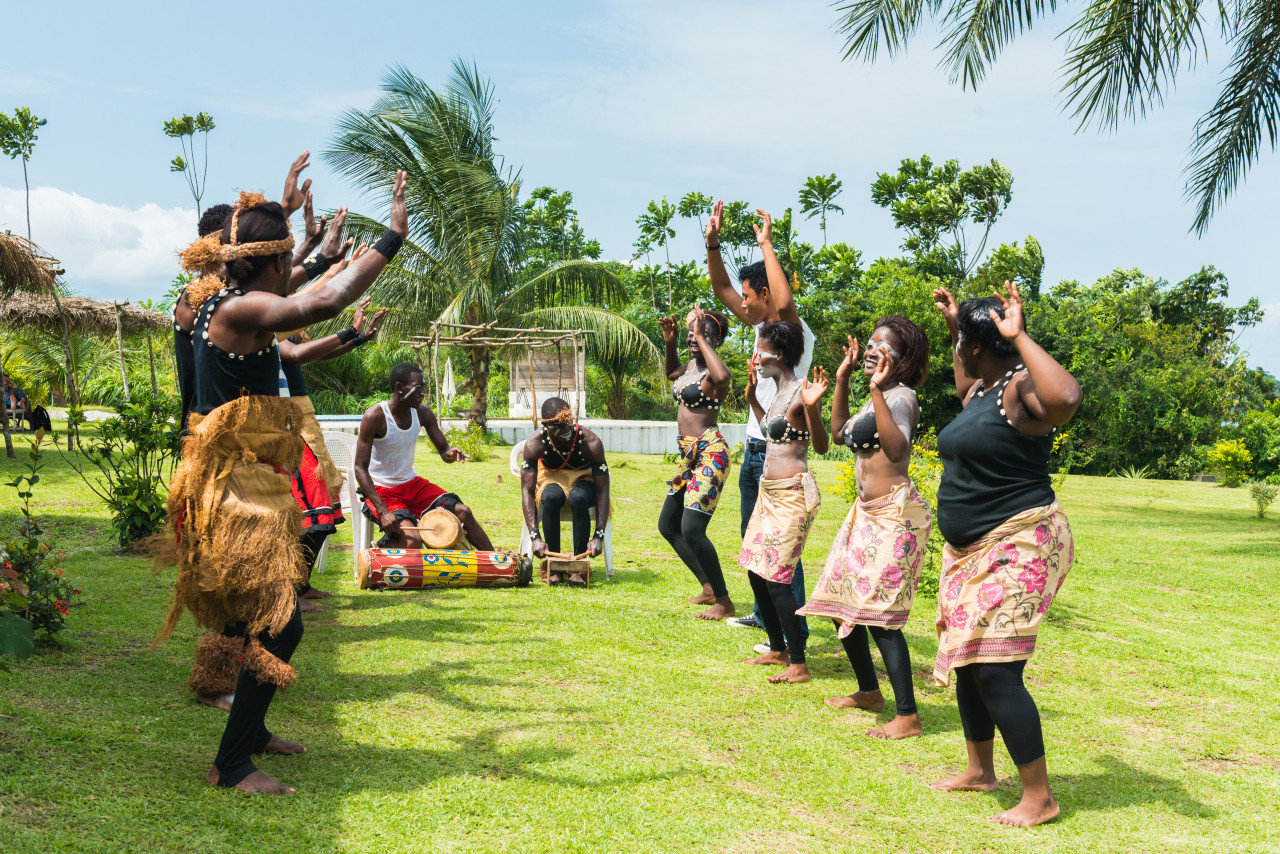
[518,436,546,557]
[992,281,1082,426]
[659,316,684,381]
[280,151,312,218]
[933,287,978,404]
[867,356,911,463]
[754,210,799,325]
[354,407,400,535]
[830,335,859,440]
[690,306,730,390]
[800,368,830,455]
[706,200,751,325]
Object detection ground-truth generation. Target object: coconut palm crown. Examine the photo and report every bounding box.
[325,61,657,425]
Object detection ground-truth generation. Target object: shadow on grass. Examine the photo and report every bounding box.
[992,754,1218,819]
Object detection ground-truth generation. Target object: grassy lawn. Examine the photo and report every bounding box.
[1,434,1278,853]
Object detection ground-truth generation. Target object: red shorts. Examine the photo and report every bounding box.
[365,476,457,523]
[292,442,345,533]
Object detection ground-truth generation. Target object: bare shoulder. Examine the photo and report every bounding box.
[581,430,606,460]
[521,432,543,457]
[359,403,386,438]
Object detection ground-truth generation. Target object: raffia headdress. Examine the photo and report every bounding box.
[177,190,294,275]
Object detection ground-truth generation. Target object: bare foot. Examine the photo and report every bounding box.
[825,690,885,711]
[867,714,923,739]
[743,650,789,667]
[197,693,234,712]
[548,572,563,586]
[695,599,735,621]
[767,663,811,684]
[262,734,306,755]
[990,797,1060,827]
[567,572,588,587]
[299,598,322,613]
[206,765,296,794]
[684,592,716,605]
[301,587,333,600]
[929,769,998,792]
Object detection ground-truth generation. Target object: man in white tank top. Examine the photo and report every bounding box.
[354,362,494,551]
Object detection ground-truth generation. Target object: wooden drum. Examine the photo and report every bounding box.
[356,548,533,590]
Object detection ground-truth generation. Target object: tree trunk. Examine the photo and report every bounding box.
[466,346,492,428]
[606,374,628,419]
[23,159,31,242]
[146,329,158,395]
[114,305,130,403]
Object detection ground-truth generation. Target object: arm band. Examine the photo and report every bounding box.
[336,326,359,345]
[301,255,332,281]
[351,333,370,347]
[373,229,404,261]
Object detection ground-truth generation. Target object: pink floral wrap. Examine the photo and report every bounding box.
[737,472,821,584]
[797,481,931,633]
[933,502,1073,687]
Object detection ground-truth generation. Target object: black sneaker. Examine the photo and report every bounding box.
[726,615,763,630]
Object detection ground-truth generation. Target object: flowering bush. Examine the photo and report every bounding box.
[2,430,79,648]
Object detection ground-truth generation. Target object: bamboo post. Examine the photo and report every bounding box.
[114,302,131,403]
[527,347,537,428]
[431,322,440,415]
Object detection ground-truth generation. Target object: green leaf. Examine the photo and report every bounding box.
[0,611,35,661]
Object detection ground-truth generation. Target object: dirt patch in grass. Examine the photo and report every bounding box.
[1195,755,1280,774]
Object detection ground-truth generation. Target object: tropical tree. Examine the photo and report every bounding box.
[798,173,844,246]
[677,191,713,236]
[0,107,47,242]
[164,112,215,222]
[833,0,1280,233]
[637,197,678,309]
[871,155,1013,282]
[325,62,657,426]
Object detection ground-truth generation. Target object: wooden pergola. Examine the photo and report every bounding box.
[403,321,594,425]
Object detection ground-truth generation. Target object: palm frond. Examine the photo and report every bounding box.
[1060,0,1208,132]
[835,0,941,61]
[1185,0,1280,233]
[499,259,628,315]
[939,0,1058,88]
[516,306,661,364]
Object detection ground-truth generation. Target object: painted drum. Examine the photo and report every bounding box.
[355,548,533,590]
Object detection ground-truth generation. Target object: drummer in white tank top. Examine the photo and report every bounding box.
[353,363,495,551]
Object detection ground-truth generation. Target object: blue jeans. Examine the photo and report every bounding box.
[739,442,809,639]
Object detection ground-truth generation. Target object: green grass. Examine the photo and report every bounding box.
[1,438,1278,853]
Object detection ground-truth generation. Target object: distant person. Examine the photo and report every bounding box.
[657,306,735,619]
[354,362,494,552]
[928,282,1081,827]
[705,204,815,645]
[798,318,932,739]
[3,375,29,429]
[518,397,610,586]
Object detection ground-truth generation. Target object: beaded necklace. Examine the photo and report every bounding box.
[974,363,1025,430]
[541,423,580,472]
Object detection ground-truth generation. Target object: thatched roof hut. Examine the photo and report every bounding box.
[0,292,169,336]
[0,230,60,295]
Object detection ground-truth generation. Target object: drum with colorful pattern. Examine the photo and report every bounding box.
[355,548,533,590]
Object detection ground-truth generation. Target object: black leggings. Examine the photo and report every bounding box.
[541,480,596,556]
[747,572,806,664]
[213,603,304,788]
[658,492,727,597]
[954,660,1045,766]
[838,622,917,716]
[296,528,329,596]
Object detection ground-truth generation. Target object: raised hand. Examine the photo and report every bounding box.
[869,350,895,390]
[990,280,1025,341]
[689,305,708,339]
[364,308,389,340]
[801,366,830,407]
[281,151,312,217]
[705,199,723,244]
[658,315,678,345]
[746,355,760,401]
[318,207,352,263]
[389,170,409,238]
[352,295,372,332]
[836,334,860,380]
[302,192,322,245]
[752,209,773,246]
[933,287,959,330]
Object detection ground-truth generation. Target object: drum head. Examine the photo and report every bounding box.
[418,507,463,549]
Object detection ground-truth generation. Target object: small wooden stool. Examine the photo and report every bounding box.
[539,552,592,588]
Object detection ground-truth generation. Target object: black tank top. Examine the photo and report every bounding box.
[936,368,1055,547]
[174,313,195,430]
[192,286,283,416]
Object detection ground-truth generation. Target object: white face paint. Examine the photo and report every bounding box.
[756,345,784,379]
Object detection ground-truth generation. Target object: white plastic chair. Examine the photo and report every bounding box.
[318,431,361,575]
[508,444,614,579]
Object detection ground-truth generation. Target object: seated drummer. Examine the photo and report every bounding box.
[354,362,494,551]
[519,397,610,583]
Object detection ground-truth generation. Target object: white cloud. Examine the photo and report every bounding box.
[0,184,194,302]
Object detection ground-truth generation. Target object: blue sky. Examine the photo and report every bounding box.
[2,1,1277,372]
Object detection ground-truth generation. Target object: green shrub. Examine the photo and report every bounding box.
[1248,483,1279,519]
[66,392,181,548]
[444,422,491,463]
[1205,439,1253,487]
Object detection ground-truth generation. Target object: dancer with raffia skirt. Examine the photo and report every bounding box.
[658,306,735,619]
[798,318,932,738]
[736,321,829,684]
[928,281,1081,827]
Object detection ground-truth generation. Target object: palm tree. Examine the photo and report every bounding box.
[798,174,844,246]
[637,197,677,309]
[326,62,657,426]
[833,0,1280,234]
